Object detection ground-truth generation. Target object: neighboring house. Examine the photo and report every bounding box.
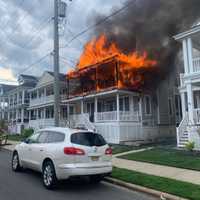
[0,84,17,122]
[174,25,200,150]
[6,75,38,134]
[28,71,68,130]
[64,57,179,144]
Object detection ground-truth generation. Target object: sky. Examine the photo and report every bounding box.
[0,0,126,84]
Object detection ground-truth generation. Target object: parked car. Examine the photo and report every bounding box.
[12,127,112,189]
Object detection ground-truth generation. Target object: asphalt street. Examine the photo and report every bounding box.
[0,149,157,200]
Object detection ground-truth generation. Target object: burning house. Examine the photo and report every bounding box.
[64,35,179,144]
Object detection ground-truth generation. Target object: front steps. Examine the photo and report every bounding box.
[178,131,189,148]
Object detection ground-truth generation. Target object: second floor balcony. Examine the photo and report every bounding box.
[29,94,67,107]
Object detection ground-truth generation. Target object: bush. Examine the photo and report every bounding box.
[185,141,195,151]
[21,128,34,139]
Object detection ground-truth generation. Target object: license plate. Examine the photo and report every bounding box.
[91,156,99,161]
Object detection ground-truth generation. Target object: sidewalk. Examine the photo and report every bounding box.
[113,157,200,185]
[1,140,19,151]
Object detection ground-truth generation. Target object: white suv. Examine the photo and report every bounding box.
[12,127,112,189]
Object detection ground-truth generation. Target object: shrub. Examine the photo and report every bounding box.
[185,141,195,151]
[21,128,34,139]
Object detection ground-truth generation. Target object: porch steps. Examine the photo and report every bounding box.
[178,131,189,148]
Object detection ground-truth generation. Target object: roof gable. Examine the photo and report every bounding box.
[35,71,55,87]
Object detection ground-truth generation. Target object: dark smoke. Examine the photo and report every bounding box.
[93,0,200,81]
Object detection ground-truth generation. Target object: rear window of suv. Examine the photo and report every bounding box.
[71,132,106,147]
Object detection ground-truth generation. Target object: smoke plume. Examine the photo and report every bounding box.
[93,0,200,80]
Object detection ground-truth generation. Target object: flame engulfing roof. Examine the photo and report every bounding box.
[66,34,158,97]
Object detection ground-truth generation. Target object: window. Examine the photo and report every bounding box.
[28,133,40,143]
[144,95,151,115]
[71,132,106,147]
[46,107,54,119]
[133,97,139,112]
[47,132,65,143]
[105,99,116,111]
[37,132,48,143]
[119,96,130,111]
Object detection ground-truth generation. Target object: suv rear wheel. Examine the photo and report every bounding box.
[89,175,103,184]
[42,161,57,189]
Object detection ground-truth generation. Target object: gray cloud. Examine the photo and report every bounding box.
[0,0,125,82]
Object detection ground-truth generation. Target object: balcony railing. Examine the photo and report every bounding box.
[194,108,200,124]
[95,111,140,122]
[193,57,200,72]
[29,95,67,107]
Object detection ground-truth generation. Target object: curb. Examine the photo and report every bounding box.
[105,177,188,200]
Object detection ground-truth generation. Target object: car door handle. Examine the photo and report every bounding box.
[40,149,44,152]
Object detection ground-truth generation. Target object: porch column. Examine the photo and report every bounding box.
[186,82,194,124]
[21,109,24,124]
[116,93,120,121]
[187,38,193,73]
[16,109,18,123]
[29,110,31,122]
[81,100,84,114]
[182,39,189,74]
[22,90,25,104]
[94,97,98,122]
[180,92,186,118]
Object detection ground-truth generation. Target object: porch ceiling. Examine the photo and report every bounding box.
[63,89,139,103]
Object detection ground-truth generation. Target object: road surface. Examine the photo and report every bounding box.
[0,149,157,200]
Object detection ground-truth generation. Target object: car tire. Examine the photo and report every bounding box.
[89,175,103,184]
[42,161,57,189]
[12,151,22,172]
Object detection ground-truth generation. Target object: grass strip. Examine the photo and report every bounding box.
[112,167,200,200]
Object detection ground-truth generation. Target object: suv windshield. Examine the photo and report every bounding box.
[71,132,106,147]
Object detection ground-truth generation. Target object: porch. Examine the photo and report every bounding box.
[65,89,141,124]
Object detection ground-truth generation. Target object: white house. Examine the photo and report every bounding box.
[28,71,68,130]
[0,84,17,122]
[174,25,200,150]
[5,75,38,134]
[65,57,178,144]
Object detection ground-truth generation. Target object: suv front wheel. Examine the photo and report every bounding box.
[12,151,22,172]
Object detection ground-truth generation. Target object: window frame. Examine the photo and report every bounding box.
[144,95,152,116]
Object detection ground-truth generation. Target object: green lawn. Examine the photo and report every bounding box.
[7,134,24,142]
[111,144,139,155]
[112,167,200,200]
[120,148,200,171]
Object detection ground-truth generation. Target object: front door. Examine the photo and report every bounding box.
[86,102,94,122]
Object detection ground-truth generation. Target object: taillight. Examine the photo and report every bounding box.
[64,147,85,155]
[105,147,112,155]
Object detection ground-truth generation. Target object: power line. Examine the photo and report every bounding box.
[59,55,76,65]
[18,52,51,74]
[20,16,52,49]
[60,0,137,49]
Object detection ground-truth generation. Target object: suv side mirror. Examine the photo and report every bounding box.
[22,138,30,144]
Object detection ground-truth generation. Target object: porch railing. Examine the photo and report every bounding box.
[95,111,140,122]
[193,57,200,72]
[194,108,200,124]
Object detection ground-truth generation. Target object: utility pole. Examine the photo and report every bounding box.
[54,0,60,127]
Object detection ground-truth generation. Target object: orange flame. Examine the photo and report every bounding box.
[77,34,157,69]
[67,34,158,96]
